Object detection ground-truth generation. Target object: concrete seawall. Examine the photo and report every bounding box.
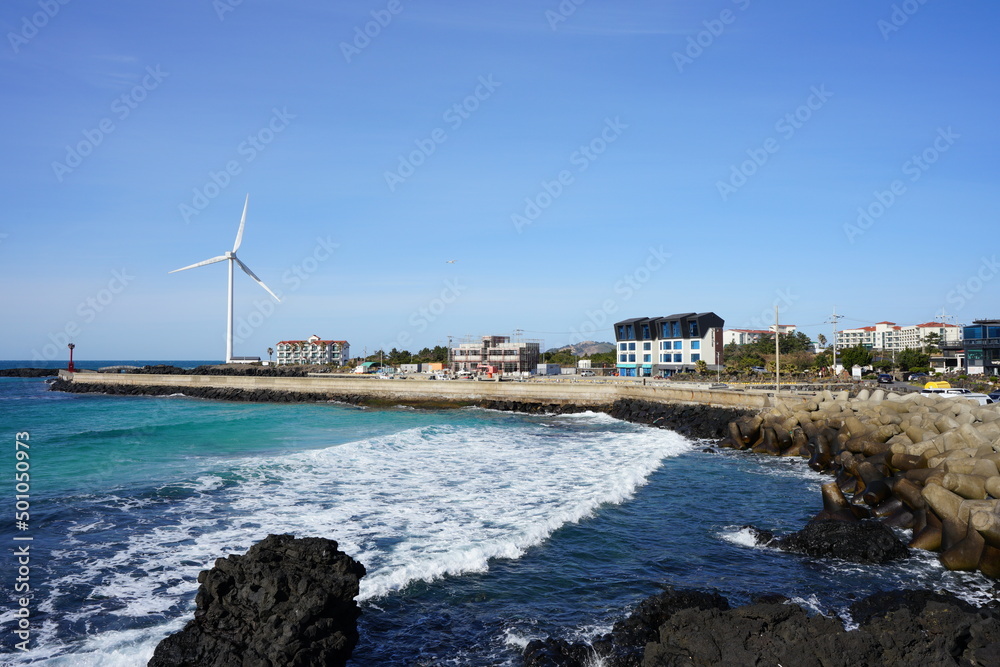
[57,371,779,411]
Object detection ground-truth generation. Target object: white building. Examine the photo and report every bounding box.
[723,324,797,346]
[275,335,350,366]
[835,321,960,351]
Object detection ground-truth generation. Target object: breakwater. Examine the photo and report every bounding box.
[720,387,1000,580]
[53,370,771,409]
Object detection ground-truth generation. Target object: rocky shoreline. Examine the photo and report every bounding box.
[42,373,1000,663]
[47,378,754,440]
[719,388,1000,580]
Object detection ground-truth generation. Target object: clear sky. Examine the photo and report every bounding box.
[2,0,998,362]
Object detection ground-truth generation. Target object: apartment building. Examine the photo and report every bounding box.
[275,335,350,366]
[834,321,959,351]
[614,312,724,377]
[449,335,541,374]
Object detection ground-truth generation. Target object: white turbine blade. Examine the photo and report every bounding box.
[233,194,249,253]
[235,257,280,301]
[168,255,228,273]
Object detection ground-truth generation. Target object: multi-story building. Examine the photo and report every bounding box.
[961,319,1000,376]
[834,321,960,351]
[275,335,350,366]
[723,324,797,346]
[614,312,724,377]
[450,335,541,374]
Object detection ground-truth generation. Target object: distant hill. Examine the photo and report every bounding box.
[546,341,615,357]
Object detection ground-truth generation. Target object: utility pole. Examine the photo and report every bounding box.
[774,305,780,395]
[827,308,843,379]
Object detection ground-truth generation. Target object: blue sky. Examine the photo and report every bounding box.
[2,0,998,362]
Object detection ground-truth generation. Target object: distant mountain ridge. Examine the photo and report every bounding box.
[547,341,615,357]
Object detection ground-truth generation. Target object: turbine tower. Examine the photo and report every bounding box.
[169,194,280,363]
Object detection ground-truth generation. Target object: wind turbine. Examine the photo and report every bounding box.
[169,194,280,363]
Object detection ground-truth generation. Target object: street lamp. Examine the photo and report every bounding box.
[67,343,75,372]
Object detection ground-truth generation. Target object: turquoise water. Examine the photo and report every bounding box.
[1,367,996,665]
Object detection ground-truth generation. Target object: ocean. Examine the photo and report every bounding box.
[1,361,996,665]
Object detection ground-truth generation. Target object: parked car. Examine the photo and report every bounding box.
[906,372,928,381]
[750,366,766,373]
[580,370,595,377]
[990,391,1000,403]
[877,374,894,384]
[920,386,994,405]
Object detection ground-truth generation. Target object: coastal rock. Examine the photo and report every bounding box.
[524,588,1000,667]
[0,367,59,377]
[756,519,910,564]
[523,589,729,667]
[644,589,1000,667]
[147,534,366,667]
[609,399,751,440]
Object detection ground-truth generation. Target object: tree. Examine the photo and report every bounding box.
[694,359,708,374]
[839,344,873,370]
[897,348,930,372]
[923,332,942,354]
[588,352,615,367]
[817,333,827,349]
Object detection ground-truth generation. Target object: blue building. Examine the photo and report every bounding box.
[613,312,725,377]
[962,319,1000,376]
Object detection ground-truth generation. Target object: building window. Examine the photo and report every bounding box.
[619,354,627,362]
[691,354,700,362]
[660,354,669,363]
[660,341,670,350]
[661,323,670,338]
[691,341,701,350]
[672,322,681,337]
[641,323,651,339]
[628,343,636,351]
[673,353,682,362]
[643,354,651,363]
[617,326,626,339]
[619,343,627,351]
[643,342,651,351]
[689,321,699,337]
[673,341,682,350]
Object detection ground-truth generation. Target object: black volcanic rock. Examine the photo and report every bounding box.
[0,368,59,377]
[769,519,910,564]
[525,589,1000,667]
[523,589,729,667]
[148,534,366,667]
